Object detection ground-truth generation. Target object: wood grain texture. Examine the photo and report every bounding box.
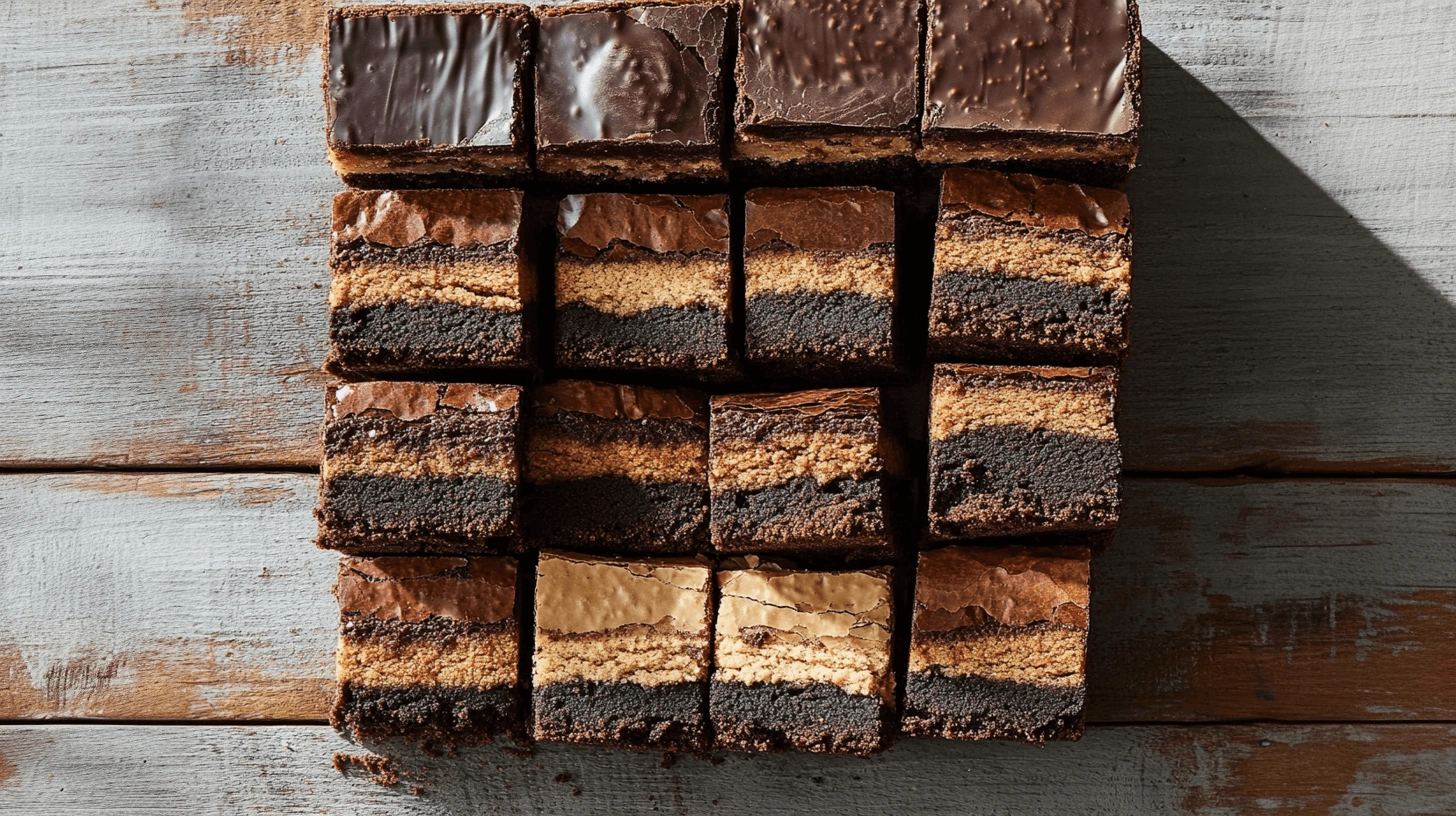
[3,723,1456,814]
[4,473,1455,723]
[1,0,1454,469]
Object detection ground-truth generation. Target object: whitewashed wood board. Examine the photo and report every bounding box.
[4,723,1455,814]
[4,473,1455,723]
[1,0,1454,470]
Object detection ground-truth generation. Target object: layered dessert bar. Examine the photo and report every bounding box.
[525,380,709,553]
[709,389,892,558]
[531,551,713,751]
[903,543,1090,744]
[734,0,918,167]
[921,0,1142,180]
[929,169,1131,364]
[332,556,521,745]
[928,365,1119,539]
[316,382,523,552]
[327,189,534,375]
[743,187,897,378]
[535,1,729,181]
[554,193,733,379]
[711,563,895,756]
[325,5,531,184]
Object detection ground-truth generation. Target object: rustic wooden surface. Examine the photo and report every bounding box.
[2,0,1454,810]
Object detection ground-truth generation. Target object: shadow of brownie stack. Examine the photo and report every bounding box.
[310,0,1141,758]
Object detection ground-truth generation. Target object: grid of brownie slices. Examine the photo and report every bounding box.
[318,0,1139,756]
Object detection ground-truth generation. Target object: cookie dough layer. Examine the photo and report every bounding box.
[745,248,895,300]
[556,256,729,318]
[733,131,914,165]
[928,366,1119,539]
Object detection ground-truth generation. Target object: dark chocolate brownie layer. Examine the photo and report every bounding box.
[533,680,706,751]
[319,475,517,552]
[330,302,526,372]
[333,683,519,745]
[709,681,890,756]
[929,273,1128,364]
[928,425,1120,537]
[902,669,1085,744]
[745,291,894,373]
[710,474,886,554]
[555,303,729,373]
[524,477,707,552]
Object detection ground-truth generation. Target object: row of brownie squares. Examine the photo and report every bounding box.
[314,368,1119,556]
[325,0,1141,186]
[333,544,1091,755]
[327,168,1131,382]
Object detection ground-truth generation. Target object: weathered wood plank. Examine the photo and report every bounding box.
[2,723,1454,814]
[1,0,1455,470]
[3,474,1455,723]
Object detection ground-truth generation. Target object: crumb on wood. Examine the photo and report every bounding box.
[332,752,399,788]
[502,745,535,760]
[410,784,426,796]
[554,772,572,784]
[660,751,676,769]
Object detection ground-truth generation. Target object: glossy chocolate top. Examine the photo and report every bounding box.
[333,189,523,248]
[914,545,1090,631]
[737,0,918,130]
[534,551,713,635]
[712,387,879,417]
[327,6,527,148]
[745,187,894,252]
[557,193,730,257]
[534,380,707,423]
[716,567,893,643]
[940,169,1130,237]
[924,0,1135,136]
[327,382,522,422]
[536,1,728,147]
[336,556,518,624]
[934,363,1119,391]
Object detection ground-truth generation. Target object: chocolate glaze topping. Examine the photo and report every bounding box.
[924,0,1135,136]
[558,193,730,257]
[745,187,895,253]
[941,169,1129,237]
[717,566,893,642]
[336,556,517,624]
[535,551,713,635]
[712,387,879,416]
[737,0,918,130]
[937,363,1118,390]
[328,7,526,148]
[328,381,522,421]
[534,380,706,423]
[333,190,522,248]
[536,2,727,147]
[914,545,1090,631]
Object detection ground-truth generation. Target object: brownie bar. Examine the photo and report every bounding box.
[331,556,521,746]
[325,4,531,184]
[743,188,897,379]
[930,170,1131,364]
[535,1,729,181]
[525,380,709,553]
[531,551,713,751]
[327,190,534,375]
[903,543,1090,744]
[709,389,892,557]
[711,563,895,756]
[927,365,1120,539]
[921,0,1142,181]
[316,381,523,553]
[735,0,919,167]
[554,193,733,379]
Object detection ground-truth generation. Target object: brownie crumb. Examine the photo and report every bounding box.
[332,753,399,788]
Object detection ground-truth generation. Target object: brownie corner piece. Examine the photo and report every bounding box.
[709,388,892,557]
[711,564,896,755]
[928,364,1120,539]
[332,555,522,746]
[743,187,897,379]
[903,542,1090,744]
[525,380,709,553]
[531,551,714,751]
[327,189,534,375]
[930,169,1131,365]
[920,0,1141,179]
[734,0,919,166]
[534,0,729,181]
[554,193,733,379]
[325,4,530,183]
[316,381,524,553]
